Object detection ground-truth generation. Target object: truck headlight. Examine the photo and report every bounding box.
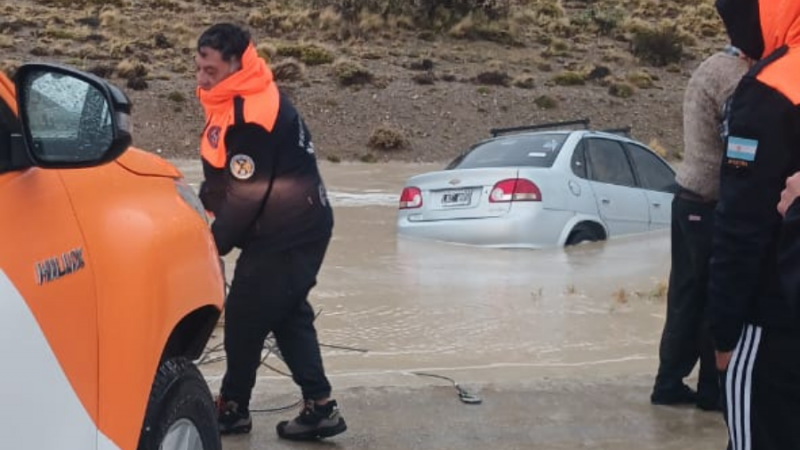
[175,178,209,225]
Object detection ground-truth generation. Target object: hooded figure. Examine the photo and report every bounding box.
[709,1,800,449]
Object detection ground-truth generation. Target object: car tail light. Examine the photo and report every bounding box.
[490,178,542,203]
[399,187,423,209]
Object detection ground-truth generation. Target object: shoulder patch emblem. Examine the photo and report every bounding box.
[230,154,256,180]
[726,136,758,168]
[207,126,222,149]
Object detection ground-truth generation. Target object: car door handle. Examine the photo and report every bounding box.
[601,197,611,204]
[652,202,661,208]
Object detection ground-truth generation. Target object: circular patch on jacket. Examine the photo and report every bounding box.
[230,154,255,180]
[207,126,221,149]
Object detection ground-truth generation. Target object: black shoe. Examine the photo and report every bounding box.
[216,397,252,435]
[651,384,697,406]
[276,399,347,441]
[696,393,723,412]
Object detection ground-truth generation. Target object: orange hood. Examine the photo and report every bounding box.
[717,0,800,59]
[196,43,273,114]
[760,0,800,55]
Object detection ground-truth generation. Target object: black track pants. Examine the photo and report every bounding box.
[220,237,332,410]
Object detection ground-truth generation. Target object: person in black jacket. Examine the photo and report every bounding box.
[194,23,346,441]
[710,1,800,448]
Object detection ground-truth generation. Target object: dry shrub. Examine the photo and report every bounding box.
[257,42,277,62]
[167,91,186,103]
[448,12,518,45]
[534,95,558,109]
[332,59,374,86]
[512,75,536,89]
[474,70,511,87]
[609,82,635,98]
[0,60,20,78]
[368,126,407,151]
[627,70,654,89]
[277,43,334,66]
[319,6,343,30]
[553,71,585,86]
[116,59,149,79]
[631,22,685,67]
[272,58,307,83]
[412,71,436,85]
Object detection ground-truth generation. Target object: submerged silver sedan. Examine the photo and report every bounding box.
[396,123,677,248]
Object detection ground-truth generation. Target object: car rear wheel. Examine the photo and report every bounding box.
[137,358,221,450]
[566,226,602,246]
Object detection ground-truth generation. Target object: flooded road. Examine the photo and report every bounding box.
[172,159,725,449]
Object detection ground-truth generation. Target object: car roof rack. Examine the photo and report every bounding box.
[597,126,633,138]
[490,119,590,137]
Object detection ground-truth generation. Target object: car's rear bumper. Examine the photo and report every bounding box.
[396,204,572,248]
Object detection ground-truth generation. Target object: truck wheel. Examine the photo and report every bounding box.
[137,358,221,450]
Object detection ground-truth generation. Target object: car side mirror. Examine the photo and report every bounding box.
[14,63,133,168]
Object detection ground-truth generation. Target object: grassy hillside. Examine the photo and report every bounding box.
[1,0,728,162]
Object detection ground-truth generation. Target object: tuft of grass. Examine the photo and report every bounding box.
[553,71,586,86]
[319,6,343,31]
[257,43,277,62]
[277,43,334,66]
[368,126,407,151]
[116,59,149,79]
[474,70,511,87]
[0,60,20,78]
[332,59,374,87]
[326,154,342,163]
[359,152,378,163]
[412,71,436,85]
[358,11,385,34]
[627,70,654,89]
[272,58,307,83]
[609,82,636,98]
[87,64,114,78]
[247,9,268,28]
[408,59,434,71]
[0,35,13,49]
[126,77,148,91]
[513,75,536,89]
[535,95,558,109]
[167,91,186,103]
[448,12,518,45]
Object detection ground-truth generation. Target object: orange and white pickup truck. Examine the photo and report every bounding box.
[0,64,225,450]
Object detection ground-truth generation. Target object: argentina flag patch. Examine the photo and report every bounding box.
[726,136,758,168]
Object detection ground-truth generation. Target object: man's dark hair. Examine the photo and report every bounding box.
[197,23,252,61]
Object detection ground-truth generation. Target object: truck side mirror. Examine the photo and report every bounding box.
[14,63,133,168]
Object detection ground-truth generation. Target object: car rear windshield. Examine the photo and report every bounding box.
[447,133,568,169]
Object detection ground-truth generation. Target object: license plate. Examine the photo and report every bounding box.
[441,189,472,206]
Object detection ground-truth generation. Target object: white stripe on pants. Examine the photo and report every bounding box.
[724,324,762,450]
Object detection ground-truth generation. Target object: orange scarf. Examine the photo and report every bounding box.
[198,43,279,168]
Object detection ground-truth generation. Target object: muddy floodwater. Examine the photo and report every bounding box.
[172,159,725,450]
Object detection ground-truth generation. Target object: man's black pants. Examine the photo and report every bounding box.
[653,191,718,401]
[220,237,332,411]
[721,324,800,450]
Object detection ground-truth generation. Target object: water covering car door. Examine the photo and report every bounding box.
[0,77,99,449]
[625,142,677,230]
[584,138,650,236]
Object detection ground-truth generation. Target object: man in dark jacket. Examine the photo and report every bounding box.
[710,1,800,448]
[194,23,346,441]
